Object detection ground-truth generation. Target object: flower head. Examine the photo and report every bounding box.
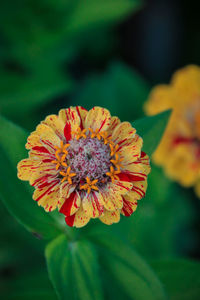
[17,106,150,227]
[144,65,200,197]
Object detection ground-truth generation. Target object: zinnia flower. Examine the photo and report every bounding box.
[144,65,200,197]
[17,106,150,227]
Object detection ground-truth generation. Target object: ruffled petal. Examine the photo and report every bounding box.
[112,122,136,147]
[29,147,54,161]
[85,107,111,132]
[118,134,143,164]
[106,116,121,137]
[29,162,58,185]
[100,184,123,211]
[82,191,104,218]
[112,179,133,195]
[17,159,40,181]
[58,107,80,137]
[59,190,81,216]
[100,179,133,211]
[99,209,120,225]
[42,114,65,140]
[74,106,88,129]
[128,180,148,201]
[25,132,42,150]
[65,205,90,228]
[121,196,138,216]
[122,152,151,180]
[27,124,61,153]
[31,173,56,188]
[33,179,60,212]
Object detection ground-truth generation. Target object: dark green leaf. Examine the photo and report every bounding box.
[72,62,150,121]
[0,66,73,119]
[45,235,103,300]
[133,110,171,156]
[87,232,167,300]
[0,115,62,239]
[66,0,142,36]
[151,259,200,300]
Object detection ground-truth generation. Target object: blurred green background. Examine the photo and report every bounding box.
[0,0,200,299]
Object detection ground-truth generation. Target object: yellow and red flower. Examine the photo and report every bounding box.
[17,106,150,227]
[144,65,200,197]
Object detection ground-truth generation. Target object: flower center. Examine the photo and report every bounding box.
[52,129,122,192]
[66,137,112,184]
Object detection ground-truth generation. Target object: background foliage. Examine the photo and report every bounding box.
[0,0,200,299]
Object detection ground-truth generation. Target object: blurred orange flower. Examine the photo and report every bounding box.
[144,65,200,197]
[17,106,150,227]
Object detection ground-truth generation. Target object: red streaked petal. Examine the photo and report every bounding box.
[130,180,148,201]
[64,122,71,141]
[17,159,40,181]
[85,107,111,132]
[42,114,65,140]
[65,214,75,227]
[122,153,151,179]
[33,180,61,212]
[112,179,133,194]
[106,116,121,137]
[75,106,88,129]
[117,134,143,163]
[121,196,138,217]
[117,173,131,182]
[60,191,81,216]
[82,191,104,218]
[65,205,90,228]
[99,210,120,225]
[112,122,136,147]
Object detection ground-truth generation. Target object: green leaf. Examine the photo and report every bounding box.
[151,259,200,300]
[72,62,150,121]
[118,164,194,260]
[0,65,73,120]
[133,110,171,156]
[87,232,167,300]
[0,115,62,239]
[45,235,103,300]
[66,0,142,35]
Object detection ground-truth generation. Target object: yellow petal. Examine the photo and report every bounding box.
[70,205,91,228]
[17,159,40,181]
[123,152,151,178]
[33,180,60,212]
[59,190,81,215]
[37,124,61,150]
[144,85,174,115]
[112,122,136,147]
[29,163,58,185]
[121,196,138,217]
[128,180,148,201]
[25,132,41,150]
[100,183,124,211]
[112,179,133,196]
[42,114,65,139]
[118,134,143,165]
[85,107,111,132]
[82,191,104,218]
[99,209,120,225]
[58,181,76,206]
[74,106,88,129]
[58,107,80,136]
[106,116,121,137]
